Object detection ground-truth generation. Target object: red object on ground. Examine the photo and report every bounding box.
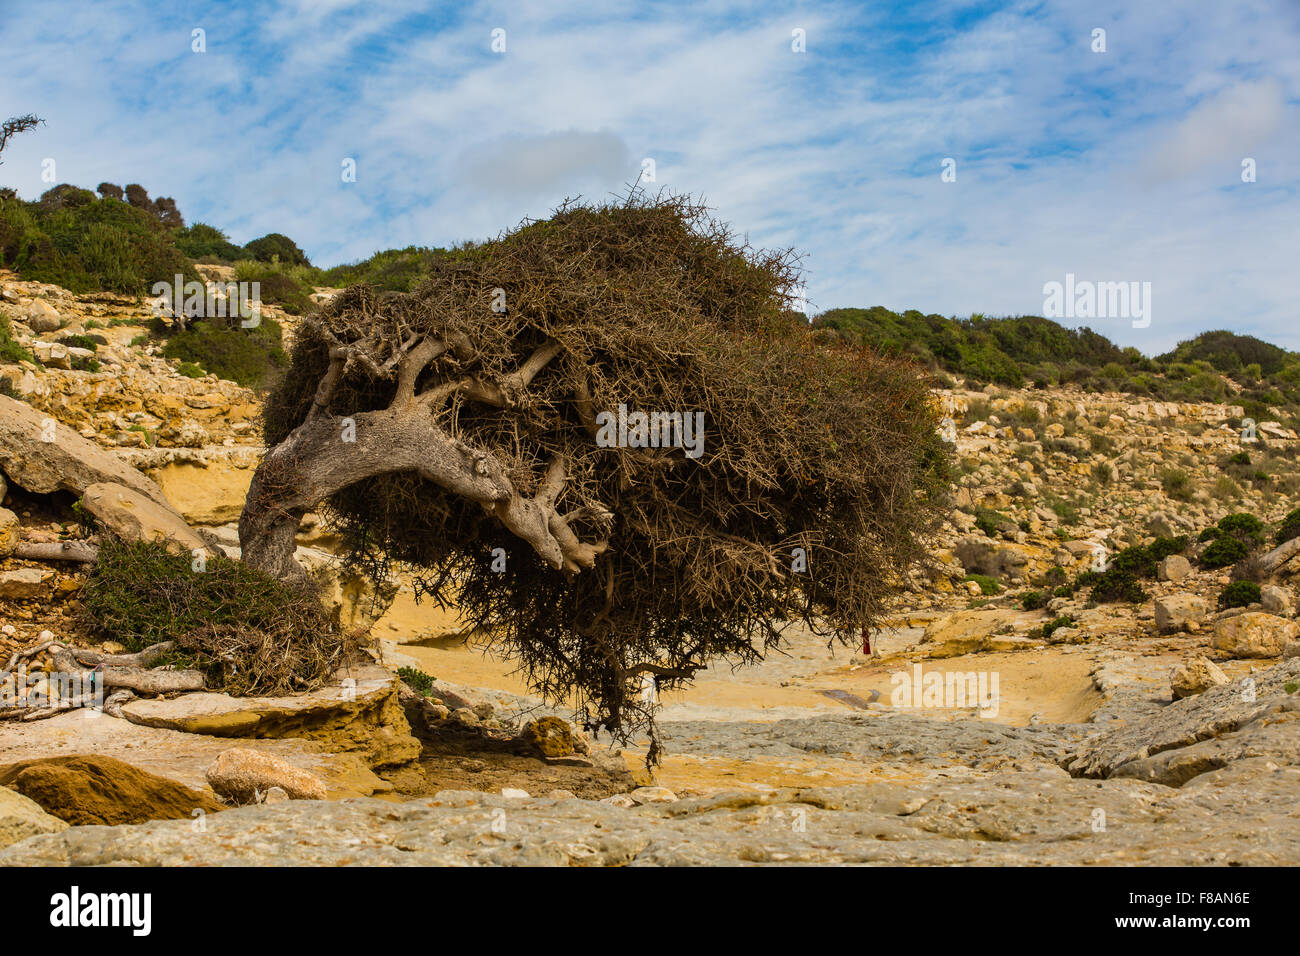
[861,630,871,656]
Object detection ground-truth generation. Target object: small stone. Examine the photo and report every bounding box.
[547,789,576,800]
[629,786,678,804]
[261,786,290,804]
[501,787,530,799]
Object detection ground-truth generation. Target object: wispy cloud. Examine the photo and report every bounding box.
[0,0,1297,353]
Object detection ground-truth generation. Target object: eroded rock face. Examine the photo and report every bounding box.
[1211,612,1299,659]
[0,394,171,503]
[0,755,224,827]
[1065,658,1300,786]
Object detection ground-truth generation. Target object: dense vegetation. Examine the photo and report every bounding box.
[815,307,1300,417]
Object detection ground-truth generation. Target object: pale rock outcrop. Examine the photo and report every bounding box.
[1211,612,1299,659]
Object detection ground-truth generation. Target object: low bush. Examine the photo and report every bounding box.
[1218,580,1261,609]
[78,538,348,695]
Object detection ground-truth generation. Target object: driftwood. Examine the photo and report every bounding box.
[11,540,99,563]
[97,666,205,695]
[66,640,176,669]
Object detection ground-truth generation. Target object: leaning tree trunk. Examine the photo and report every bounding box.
[239,336,608,581]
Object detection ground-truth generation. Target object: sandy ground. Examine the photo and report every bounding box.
[371,585,1143,795]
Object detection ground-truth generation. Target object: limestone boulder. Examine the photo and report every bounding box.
[1154,593,1207,634]
[1211,612,1299,659]
[0,755,224,826]
[1170,656,1230,699]
[205,748,327,803]
[0,394,170,504]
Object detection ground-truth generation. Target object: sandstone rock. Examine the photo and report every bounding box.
[1154,593,1207,634]
[205,748,327,803]
[0,507,18,557]
[0,394,170,503]
[1211,612,1299,659]
[1157,554,1191,583]
[1260,585,1294,616]
[520,716,575,758]
[0,568,53,600]
[1170,656,1230,699]
[0,755,223,826]
[81,482,208,554]
[0,786,68,849]
[119,665,421,770]
[1147,512,1176,539]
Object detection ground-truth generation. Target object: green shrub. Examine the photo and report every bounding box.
[1216,513,1265,547]
[1041,615,1074,640]
[964,573,1001,595]
[1275,507,1300,546]
[175,361,204,378]
[0,314,33,364]
[161,316,287,389]
[1201,535,1248,569]
[1148,535,1188,561]
[244,232,310,267]
[174,223,245,261]
[1218,580,1261,609]
[78,538,346,695]
[1021,590,1048,610]
[396,666,435,695]
[1,190,198,294]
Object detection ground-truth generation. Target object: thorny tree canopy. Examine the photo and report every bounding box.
[246,192,950,748]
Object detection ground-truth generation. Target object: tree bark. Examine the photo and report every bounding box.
[239,338,608,581]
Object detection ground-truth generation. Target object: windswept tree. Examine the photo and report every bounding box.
[240,193,949,750]
[0,114,43,165]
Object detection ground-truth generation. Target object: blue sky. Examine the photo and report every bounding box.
[1,0,1297,353]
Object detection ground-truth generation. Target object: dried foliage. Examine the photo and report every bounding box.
[258,191,949,747]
